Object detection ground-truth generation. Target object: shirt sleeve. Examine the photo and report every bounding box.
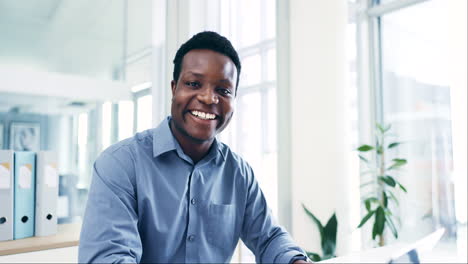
[240,166,307,264]
[78,151,142,263]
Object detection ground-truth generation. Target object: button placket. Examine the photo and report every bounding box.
[185,168,199,263]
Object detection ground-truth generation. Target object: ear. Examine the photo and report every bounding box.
[171,80,176,96]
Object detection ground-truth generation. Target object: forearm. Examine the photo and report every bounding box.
[254,226,307,263]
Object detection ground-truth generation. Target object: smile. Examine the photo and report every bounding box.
[190,110,217,120]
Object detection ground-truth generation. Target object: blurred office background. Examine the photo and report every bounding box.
[0,0,466,262]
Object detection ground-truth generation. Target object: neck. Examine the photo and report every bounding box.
[170,120,214,163]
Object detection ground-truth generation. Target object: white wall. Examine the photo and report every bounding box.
[448,0,467,224]
[278,0,358,256]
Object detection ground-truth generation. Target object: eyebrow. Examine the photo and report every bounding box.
[184,71,233,85]
[185,71,204,78]
[219,79,233,85]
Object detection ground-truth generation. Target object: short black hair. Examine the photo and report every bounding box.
[172,31,241,89]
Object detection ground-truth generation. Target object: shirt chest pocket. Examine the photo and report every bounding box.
[207,203,237,250]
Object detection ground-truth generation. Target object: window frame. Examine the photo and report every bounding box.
[357,0,459,246]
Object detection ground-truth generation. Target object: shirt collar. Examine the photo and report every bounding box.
[152,117,177,158]
[152,116,226,162]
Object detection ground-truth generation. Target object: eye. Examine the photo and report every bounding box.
[185,81,201,88]
[217,87,232,96]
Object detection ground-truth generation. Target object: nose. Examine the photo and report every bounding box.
[198,87,219,104]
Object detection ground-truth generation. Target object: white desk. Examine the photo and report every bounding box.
[0,246,78,263]
[320,229,466,263]
[319,240,465,263]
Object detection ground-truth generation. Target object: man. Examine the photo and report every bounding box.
[79,31,309,263]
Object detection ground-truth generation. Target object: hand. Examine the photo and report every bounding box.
[293,260,310,264]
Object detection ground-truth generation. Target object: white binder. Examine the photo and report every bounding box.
[0,150,14,241]
[35,151,59,236]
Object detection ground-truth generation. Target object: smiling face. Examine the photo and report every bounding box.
[170,49,237,147]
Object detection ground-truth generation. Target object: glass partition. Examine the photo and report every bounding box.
[0,92,101,223]
[0,0,138,224]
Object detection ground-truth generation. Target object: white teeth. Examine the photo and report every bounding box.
[191,110,216,120]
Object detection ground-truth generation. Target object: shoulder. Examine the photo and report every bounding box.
[217,141,254,181]
[102,129,153,157]
[92,129,155,191]
[96,129,154,172]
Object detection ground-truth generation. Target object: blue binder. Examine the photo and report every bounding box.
[13,151,36,239]
[0,150,14,241]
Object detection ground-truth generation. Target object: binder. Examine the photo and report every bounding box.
[13,151,36,239]
[35,151,58,236]
[0,150,14,241]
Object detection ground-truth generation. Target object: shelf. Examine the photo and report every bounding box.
[0,223,81,256]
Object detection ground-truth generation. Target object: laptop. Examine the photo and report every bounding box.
[319,228,445,263]
[388,228,445,263]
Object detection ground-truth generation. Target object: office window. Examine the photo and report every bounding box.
[118,100,134,140]
[136,94,152,132]
[238,0,261,47]
[379,0,456,240]
[102,101,113,150]
[360,1,468,251]
[77,113,89,186]
[219,0,277,262]
[347,0,361,251]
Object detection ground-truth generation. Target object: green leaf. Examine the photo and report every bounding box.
[388,159,407,170]
[365,199,371,211]
[387,190,400,206]
[358,210,376,228]
[358,145,374,152]
[398,183,407,193]
[376,123,385,133]
[388,142,401,149]
[378,176,396,187]
[383,208,393,216]
[372,207,386,240]
[386,175,397,187]
[322,213,338,256]
[372,220,377,240]
[302,204,324,238]
[322,239,336,258]
[364,197,378,211]
[322,254,335,260]
[383,124,392,133]
[383,191,388,207]
[306,251,321,262]
[385,214,398,239]
[377,146,383,155]
[359,155,369,163]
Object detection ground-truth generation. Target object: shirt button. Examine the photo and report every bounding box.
[191,198,196,205]
[188,235,195,241]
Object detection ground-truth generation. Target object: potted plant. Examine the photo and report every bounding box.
[356,123,408,246]
[302,204,337,261]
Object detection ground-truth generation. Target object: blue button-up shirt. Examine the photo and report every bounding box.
[78,117,306,263]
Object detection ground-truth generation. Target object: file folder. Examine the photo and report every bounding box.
[35,151,58,236]
[13,151,36,239]
[0,150,14,241]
